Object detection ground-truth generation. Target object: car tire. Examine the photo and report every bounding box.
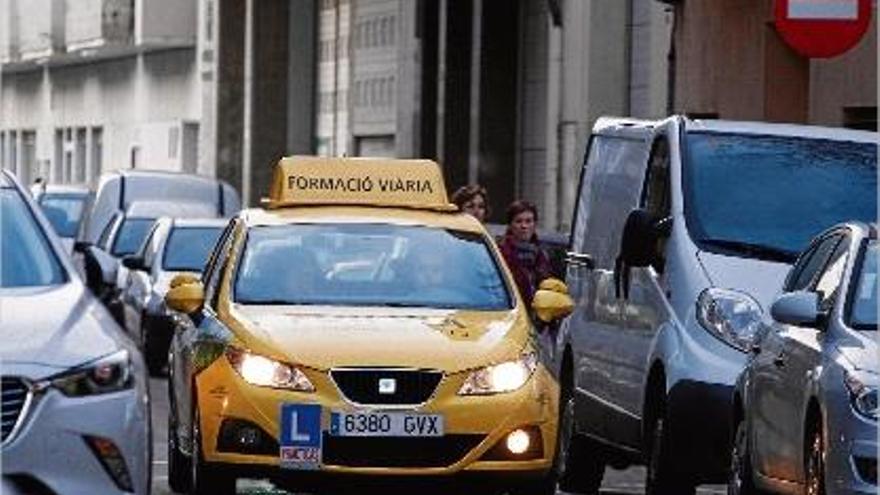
[167,411,192,493]
[557,392,604,494]
[804,419,826,495]
[728,417,761,495]
[646,414,694,495]
[190,402,236,495]
[141,314,165,376]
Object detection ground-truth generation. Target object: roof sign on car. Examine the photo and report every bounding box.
[265,156,457,211]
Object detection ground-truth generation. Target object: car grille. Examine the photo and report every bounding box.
[330,368,443,406]
[321,433,484,467]
[2,377,30,444]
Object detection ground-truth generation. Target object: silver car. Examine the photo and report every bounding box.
[32,184,94,255]
[731,222,878,495]
[0,171,151,495]
[120,217,226,374]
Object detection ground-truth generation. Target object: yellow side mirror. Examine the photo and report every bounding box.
[538,277,569,295]
[532,289,574,323]
[165,281,205,314]
[169,272,200,289]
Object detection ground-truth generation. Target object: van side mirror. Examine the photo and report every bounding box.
[770,291,822,328]
[532,280,574,323]
[165,280,205,315]
[619,209,671,268]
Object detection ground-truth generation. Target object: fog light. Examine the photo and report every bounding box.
[238,426,260,447]
[83,435,134,492]
[506,429,531,454]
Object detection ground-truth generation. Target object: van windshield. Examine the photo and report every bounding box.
[683,132,877,261]
[234,223,512,310]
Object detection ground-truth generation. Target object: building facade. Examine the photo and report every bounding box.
[0,0,203,187]
[662,0,877,129]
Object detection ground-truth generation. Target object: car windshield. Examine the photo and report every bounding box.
[684,132,877,261]
[235,223,512,310]
[849,241,877,330]
[162,226,224,272]
[38,193,87,237]
[1,189,66,287]
[112,218,155,256]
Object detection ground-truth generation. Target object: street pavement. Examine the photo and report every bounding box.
[150,379,724,495]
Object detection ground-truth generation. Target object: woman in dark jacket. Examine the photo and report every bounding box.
[498,200,552,303]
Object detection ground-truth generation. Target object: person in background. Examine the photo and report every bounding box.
[451,184,489,223]
[498,200,552,303]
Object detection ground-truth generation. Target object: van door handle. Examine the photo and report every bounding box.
[566,252,595,270]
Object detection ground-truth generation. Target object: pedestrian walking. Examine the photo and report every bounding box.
[498,200,552,303]
[451,184,489,223]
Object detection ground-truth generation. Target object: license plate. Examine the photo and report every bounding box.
[330,411,444,437]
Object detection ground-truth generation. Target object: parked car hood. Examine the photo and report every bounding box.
[697,251,791,310]
[0,282,124,373]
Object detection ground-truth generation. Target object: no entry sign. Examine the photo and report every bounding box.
[775,0,873,58]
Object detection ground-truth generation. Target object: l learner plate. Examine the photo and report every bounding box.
[330,411,444,437]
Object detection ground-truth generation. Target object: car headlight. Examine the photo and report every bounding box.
[45,350,133,397]
[226,347,315,392]
[845,372,878,420]
[696,288,764,352]
[459,352,538,395]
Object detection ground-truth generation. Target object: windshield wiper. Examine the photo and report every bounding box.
[698,238,798,263]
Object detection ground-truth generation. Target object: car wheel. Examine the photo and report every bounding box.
[646,413,694,495]
[167,411,192,493]
[805,420,826,495]
[557,391,604,494]
[190,402,235,495]
[728,417,760,495]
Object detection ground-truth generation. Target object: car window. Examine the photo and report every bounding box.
[38,193,87,238]
[111,218,155,256]
[0,189,67,287]
[162,226,224,272]
[578,135,652,268]
[814,236,850,309]
[786,234,841,292]
[203,221,237,310]
[849,241,877,330]
[684,132,876,261]
[234,224,512,310]
[97,213,120,249]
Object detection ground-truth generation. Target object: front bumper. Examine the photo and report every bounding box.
[195,356,559,480]
[2,386,150,495]
[827,406,877,494]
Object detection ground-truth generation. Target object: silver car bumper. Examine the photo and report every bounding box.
[2,385,150,495]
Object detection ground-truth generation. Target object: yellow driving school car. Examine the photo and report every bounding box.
[164,156,574,494]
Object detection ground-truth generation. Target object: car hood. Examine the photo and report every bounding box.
[837,331,879,375]
[226,304,530,373]
[696,251,792,310]
[0,283,124,375]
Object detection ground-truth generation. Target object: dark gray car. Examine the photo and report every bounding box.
[731,222,878,495]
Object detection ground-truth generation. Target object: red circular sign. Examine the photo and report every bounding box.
[775,0,873,58]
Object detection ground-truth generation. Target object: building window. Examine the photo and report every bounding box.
[91,127,103,183]
[9,131,18,177]
[75,128,87,183]
[169,126,180,159]
[0,131,5,169]
[389,16,396,45]
[843,106,877,131]
[54,129,63,183]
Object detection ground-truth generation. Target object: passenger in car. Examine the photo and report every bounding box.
[498,200,552,303]
[451,184,489,224]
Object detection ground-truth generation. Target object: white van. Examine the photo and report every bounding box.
[552,116,878,494]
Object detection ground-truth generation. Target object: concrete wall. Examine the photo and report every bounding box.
[137,0,197,44]
[1,48,200,183]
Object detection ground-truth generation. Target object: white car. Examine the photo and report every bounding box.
[0,170,151,495]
